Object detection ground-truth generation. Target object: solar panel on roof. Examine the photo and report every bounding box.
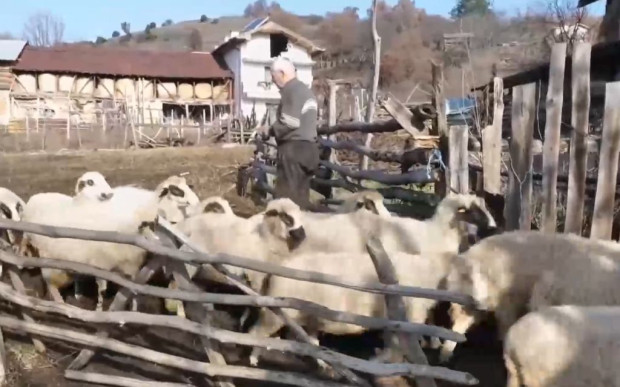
[242,17,268,33]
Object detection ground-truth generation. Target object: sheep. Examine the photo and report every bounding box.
[503,305,620,387]
[187,196,235,217]
[174,198,306,291]
[0,187,26,246]
[247,249,457,367]
[21,173,200,311]
[438,229,620,363]
[292,192,497,257]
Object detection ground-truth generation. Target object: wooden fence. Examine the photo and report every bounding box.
[0,217,478,386]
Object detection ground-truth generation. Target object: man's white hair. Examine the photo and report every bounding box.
[270,56,296,77]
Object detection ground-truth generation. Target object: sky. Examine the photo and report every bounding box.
[0,0,607,43]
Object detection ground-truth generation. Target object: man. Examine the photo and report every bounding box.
[261,56,320,210]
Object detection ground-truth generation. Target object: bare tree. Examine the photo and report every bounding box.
[544,0,589,52]
[22,11,65,47]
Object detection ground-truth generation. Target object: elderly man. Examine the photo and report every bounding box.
[262,56,321,210]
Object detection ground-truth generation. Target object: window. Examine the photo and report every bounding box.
[264,66,272,83]
[270,33,289,57]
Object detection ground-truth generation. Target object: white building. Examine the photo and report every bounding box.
[212,17,324,124]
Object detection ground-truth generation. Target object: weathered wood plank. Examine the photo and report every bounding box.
[432,62,448,197]
[7,267,46,353]
[449,125,469,194]
[0,219,474,305]
[381,94,423,137]
[482,77,504,195]
[565,42,592,235]
[590,82,620,240]
[0,315,353,387]
[505,83,536,231]
[366,238,439,387]
[64,371,193,387]
[541,43,568,233]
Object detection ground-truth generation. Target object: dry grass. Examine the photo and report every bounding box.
[5,341,65,387]
[0,145,259,217]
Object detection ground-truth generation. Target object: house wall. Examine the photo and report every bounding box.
[237,34,315,122]
[223,48,243,117]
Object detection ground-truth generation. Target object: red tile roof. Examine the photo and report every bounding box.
[13,45,232,80]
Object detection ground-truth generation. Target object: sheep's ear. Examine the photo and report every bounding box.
[77,180,86,192]
[364,199,377,213]
[355,200,364,209]
[265,209,279,217]
[188,184,195,190]
[159,187,169,198]
[0,203,12,220]
[204,202,225,214]
[168,184,185,198]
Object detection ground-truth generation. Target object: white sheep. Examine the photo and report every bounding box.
[22,173,200,311]
[247,249,457,367]
[504,305,620,387]
[186,196,235,217]
[0,187,26,246]
[438,229,620,363]
[292,192,497,256]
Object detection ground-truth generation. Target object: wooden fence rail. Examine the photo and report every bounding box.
[0,217,478,386]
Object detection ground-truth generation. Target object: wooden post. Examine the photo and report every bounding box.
[505,83,536,231]
[449,125,469,194]
[482,77,504,195]
[360,0,381,172]
[366,238,437,387]
[327,81,339,164]
[565,42,592,235]
[590,81,620,240]
[35,97,40,133]
[432,62,448,197]
[541,43,567,233]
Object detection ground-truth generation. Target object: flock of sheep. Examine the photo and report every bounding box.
[1,171,620,386]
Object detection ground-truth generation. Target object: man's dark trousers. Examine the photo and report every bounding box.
[274,140,320,210]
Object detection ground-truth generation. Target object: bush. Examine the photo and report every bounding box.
[200,14,208,22]
[162,19,173,27]
[111,31,120,38]
[95,36,107,44]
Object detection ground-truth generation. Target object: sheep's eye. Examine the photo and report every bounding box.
[188,184,195,190]
[168,185,185,198]
[16,202,23,213]
[355,201,364,209]
[364,200,376,212]
[87,179,94,186]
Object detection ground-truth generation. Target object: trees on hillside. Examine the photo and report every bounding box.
[450,0,492,19]
[22,11,65,47]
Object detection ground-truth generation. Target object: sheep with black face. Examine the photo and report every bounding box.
[0,187,26,246]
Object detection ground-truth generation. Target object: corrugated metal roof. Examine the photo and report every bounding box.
[13,45,232,79]
[0,40,28,62]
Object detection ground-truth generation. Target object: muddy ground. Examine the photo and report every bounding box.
[0,145,506,386]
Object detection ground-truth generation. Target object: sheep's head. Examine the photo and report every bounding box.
[262,198,306,250]
[75,171,114,202]
[189,196,234,217]
[341,190,390,217]
[0,189,26,245]
[435,192,498,237]
[155,175,200,223]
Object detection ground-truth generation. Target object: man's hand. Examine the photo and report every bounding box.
[256,126,271,141]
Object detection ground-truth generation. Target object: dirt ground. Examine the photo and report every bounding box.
[0,145,259,217]
[0,145,506,386]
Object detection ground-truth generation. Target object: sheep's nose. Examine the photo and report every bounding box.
[288,226,306,242]
[100,192,114,201]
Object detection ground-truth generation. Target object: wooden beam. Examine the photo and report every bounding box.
[321,161,439,185]
[564,42,592,235]
[64,371,192,387]
[380,94,424,137]
[448,125,469,194]
[505,83,536,231]
[590,81,620,240]
[541,43,567,233]
[482,77,504,195]
[0,315,352,387]
[366,238,440,387]
[0,220,473,305]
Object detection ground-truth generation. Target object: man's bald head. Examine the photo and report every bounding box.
[270,57,297,89]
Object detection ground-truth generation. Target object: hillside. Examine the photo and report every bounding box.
[88,1,601,99]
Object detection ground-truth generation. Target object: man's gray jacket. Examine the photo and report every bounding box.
[270,78,318,144]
